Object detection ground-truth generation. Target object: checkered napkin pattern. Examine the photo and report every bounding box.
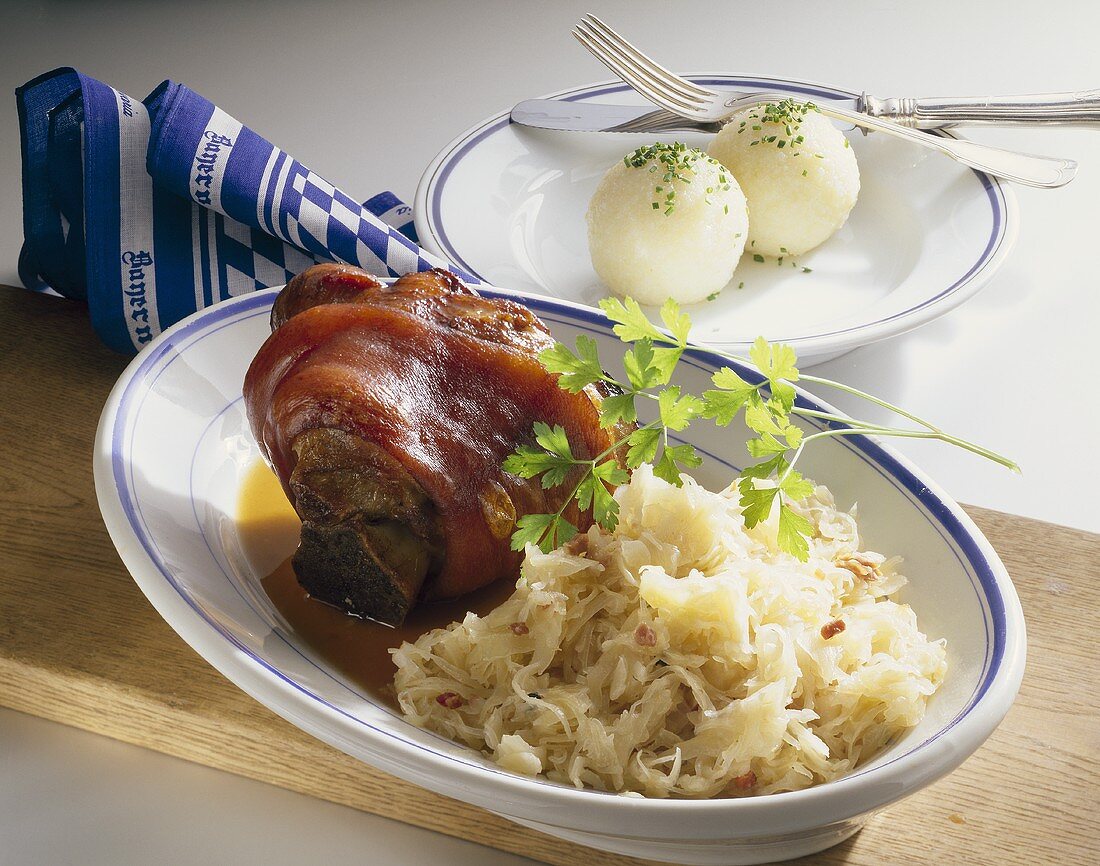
[16,68,475,355]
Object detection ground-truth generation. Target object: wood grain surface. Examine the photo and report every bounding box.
[1,286,1097,866]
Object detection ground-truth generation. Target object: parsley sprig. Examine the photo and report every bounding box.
[504,299,1018,559]
[503,420,635,551]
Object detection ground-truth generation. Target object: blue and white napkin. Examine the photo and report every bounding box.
[16,67,478,354]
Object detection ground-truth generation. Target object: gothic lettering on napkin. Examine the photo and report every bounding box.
[121,250,154,342]
[192,130,236,207]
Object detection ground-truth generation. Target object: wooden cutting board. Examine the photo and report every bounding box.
[1,286,1097,866]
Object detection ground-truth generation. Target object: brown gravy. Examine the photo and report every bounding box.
[237,460,513,702]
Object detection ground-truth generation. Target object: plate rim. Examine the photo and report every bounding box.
[413,72,1019,358]
[94,288,1026,839]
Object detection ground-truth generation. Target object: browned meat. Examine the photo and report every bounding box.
[244,265,629,625]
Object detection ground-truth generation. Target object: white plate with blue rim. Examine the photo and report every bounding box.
[414,74,1018,366]
[95,283,1025,865]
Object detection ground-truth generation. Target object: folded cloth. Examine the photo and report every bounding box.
[16,68,473,354]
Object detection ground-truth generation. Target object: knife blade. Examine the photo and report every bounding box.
[510,98,862,134]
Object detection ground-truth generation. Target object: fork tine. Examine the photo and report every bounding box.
[610,108,704,134]
[574,20,706,110]
[581,14,718,102]
[571,28,705,115]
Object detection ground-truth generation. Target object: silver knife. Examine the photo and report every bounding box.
[512,93,1100,134]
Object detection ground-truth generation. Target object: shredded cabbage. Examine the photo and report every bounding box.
[392,465,946,797]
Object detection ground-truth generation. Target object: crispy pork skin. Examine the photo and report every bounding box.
[244,266,627,625]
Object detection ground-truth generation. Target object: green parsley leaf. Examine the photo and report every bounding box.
[575,462,627,532]
[501,445,548,478]
[510,512,554,551]
[653,442,701,486]
[575,474,597,512]
[592,481,620,530]
[501,444,575,488]
[746,433,788,458]
[711,366,755,392]
[740,452,789,480]
[770,380,797,414]
[649,346,683,385]
[782,421,803,448]
[598,297,662,343]
[749,336,799,385]
[598,391,637,428]
[595,465,627,528]
[551,515,578,550]
[777,468,815,501]
[539,336,604,393]
[626,427,660,468]
[669,442,702,468]
[533,421,575,461]
[653,454,681,485]
[777,502,813,560]
[659,298,691,346]
[658,386,704,431]
[593,459,630,487]
[744,401,785,436]
[701,367,760,426]
[623,338,658,390]
[510,512,577,553]
[701,389,751,426]
[738,482,778,528]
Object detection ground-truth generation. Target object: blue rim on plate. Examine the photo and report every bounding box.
[414,74,1017,355]
[96,286,1025,826]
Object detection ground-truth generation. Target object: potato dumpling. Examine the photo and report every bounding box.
[708,101,859,257]
[586,142,749,305]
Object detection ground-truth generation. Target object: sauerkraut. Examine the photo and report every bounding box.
[392,465,946,798]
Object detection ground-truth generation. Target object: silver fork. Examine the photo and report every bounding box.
[572,14,1077,189]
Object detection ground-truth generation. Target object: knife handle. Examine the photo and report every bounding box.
[861,90,1100,129]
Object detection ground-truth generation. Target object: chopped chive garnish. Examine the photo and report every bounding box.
[741,99,820,152]
[624,142,731,216]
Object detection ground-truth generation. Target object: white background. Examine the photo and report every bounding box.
[0,1,1096,863]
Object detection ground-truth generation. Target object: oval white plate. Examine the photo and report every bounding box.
[95,288,1024,865]
[415,75,1017,365]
